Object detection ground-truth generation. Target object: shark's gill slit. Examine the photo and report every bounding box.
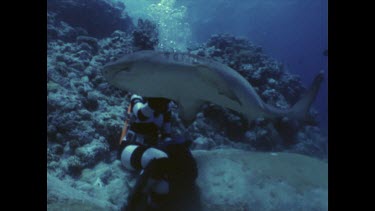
[122,67,131,72]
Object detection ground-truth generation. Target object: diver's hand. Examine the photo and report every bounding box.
[130,94,144,106]
[163,137,172,143]
[117,141,127,159]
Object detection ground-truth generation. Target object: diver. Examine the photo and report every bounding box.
[117,94,198,211]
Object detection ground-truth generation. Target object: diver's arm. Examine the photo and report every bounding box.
[131,94,154,121]
[161,111,172,141]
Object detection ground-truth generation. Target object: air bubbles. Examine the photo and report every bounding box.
[145,0,191,52]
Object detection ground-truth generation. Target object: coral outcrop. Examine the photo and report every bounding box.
[47,149,327,211]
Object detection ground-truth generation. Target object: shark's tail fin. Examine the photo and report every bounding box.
[288,71,324,120]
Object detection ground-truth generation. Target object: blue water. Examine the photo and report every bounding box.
[176,0,328,134]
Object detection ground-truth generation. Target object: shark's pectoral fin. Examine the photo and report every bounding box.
[178,99,204,126]
[196,65,242,106]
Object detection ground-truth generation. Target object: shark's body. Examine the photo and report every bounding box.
[102,50,323,125]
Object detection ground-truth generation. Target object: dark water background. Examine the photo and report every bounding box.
[176,0,328,134]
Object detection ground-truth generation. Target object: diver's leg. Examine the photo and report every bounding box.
[143,158,171,209]
[124,158,172,210]
[119,145,171,210]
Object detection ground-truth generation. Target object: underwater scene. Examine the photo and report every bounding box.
[47,0,328,210]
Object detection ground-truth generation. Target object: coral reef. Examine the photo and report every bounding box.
[47,27,134,177]
[132,19,159,50]
[47,161,125,210]
[47,11,88,42]
[47,0,134,39]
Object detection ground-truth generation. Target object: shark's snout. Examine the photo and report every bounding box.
[102,67,109,76]
[102,64,119,82]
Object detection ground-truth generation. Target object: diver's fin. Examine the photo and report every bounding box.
[178,99,204,126]
[196,65,242,106]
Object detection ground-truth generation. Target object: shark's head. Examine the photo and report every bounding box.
[102,51,148,81]
[101,50,169,95]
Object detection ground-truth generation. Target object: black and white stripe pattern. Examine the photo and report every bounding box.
[131,96,173,137]
[120,144,170,197]
[121,144,169,171]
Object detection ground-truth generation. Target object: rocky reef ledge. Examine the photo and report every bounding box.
[47,149,327,211]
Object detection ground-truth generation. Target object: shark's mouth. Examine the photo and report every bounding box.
[109,70,124,84]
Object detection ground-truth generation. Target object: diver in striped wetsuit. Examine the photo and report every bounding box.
[119,94,197,211]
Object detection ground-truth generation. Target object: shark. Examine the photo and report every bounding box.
[102,50,324,125]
